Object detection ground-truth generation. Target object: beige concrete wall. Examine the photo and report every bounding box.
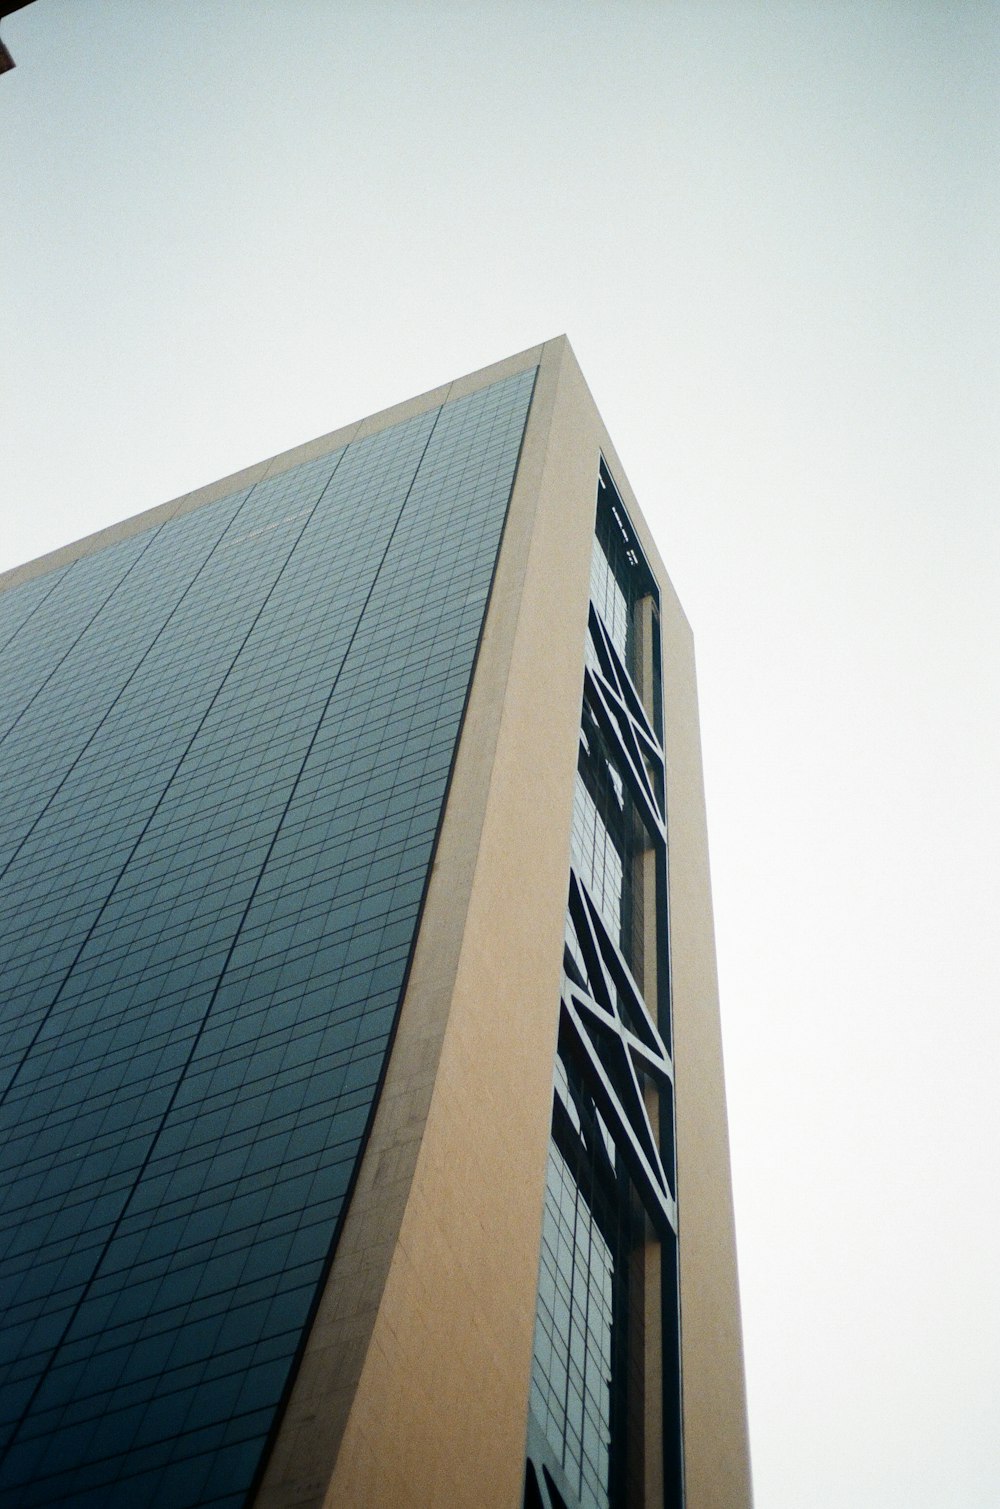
[255,336,605,1508]
[255,337,752,1508]
[595,423,754,1509]
[658,599,753,1509]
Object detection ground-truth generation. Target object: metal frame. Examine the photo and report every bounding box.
[561,869,676,1238]
[583,603,666,844]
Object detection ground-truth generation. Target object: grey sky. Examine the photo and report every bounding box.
[4,3,999,1505]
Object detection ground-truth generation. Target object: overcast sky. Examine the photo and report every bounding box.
[4,3,999,1505]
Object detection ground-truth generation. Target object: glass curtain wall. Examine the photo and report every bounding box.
[0,370,537,1509]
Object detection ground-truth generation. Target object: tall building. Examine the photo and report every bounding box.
[0,2,37,74]
[0,339,750,1509]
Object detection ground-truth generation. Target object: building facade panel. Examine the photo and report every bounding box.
[0,369,536,1509]
[0,339,750,1509]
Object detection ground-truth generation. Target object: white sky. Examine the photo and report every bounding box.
[4,3,999,1505]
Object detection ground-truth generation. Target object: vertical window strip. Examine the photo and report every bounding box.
[531,475,662,1509]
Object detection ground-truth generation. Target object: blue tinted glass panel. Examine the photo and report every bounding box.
[0,366,536,1508]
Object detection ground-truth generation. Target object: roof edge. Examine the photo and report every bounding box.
[1,338,569,596]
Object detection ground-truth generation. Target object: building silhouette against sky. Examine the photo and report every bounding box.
[0,339,750,1509]
[0,1,37,74]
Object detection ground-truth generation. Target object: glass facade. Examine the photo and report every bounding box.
[527,464,681,1509]
[0,367,536,1509]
